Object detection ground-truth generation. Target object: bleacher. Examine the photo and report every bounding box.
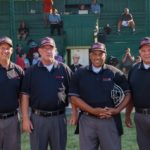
[0,0,150,61]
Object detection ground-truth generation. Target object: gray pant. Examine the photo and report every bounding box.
[30,113,67,150]
[0,115,20,150]
[134,112,150,150]
[79,114,121,150]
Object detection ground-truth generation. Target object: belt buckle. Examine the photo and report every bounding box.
[143,109,148,115]
[48,111,53,116]
[1,113,8,119]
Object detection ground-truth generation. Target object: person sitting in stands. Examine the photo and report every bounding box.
[104,24,112,35]
[48,8,63,36]
[91,0,101,14]
[17,21,29,40]
[117,8,135,32]
[79,4,86,10]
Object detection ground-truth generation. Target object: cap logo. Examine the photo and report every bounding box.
[140,39,150,46]
[91,42,106,51]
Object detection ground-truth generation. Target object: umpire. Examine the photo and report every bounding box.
[0,36,24,150]
[21,37,72,150]
[125,37,150,150]
[69,42,131,150]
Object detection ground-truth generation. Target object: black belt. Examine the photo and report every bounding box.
[135,108,150,115]
[32,109,65,117]
[0,110,17,119]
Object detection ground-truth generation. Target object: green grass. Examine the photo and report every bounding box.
[21,113,138,150]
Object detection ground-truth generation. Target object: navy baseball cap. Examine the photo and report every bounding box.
[0,36,13,47]
[39,37,56,48]
[90,42,106,53]
[139,37,150,49]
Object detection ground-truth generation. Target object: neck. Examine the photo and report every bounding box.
[42,59,54,66]
[0,59,10,69]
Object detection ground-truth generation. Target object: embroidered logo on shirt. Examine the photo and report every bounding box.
[7,69,20,79]
[55,75,64,79]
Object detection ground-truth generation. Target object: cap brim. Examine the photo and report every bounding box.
[39,43,54,47]
[139,43,150,49]
[90,48,106,53]
[0,41,12,47]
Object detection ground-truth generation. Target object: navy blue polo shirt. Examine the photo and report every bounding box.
[21,60,72,111]
[128,62,150,108]
[0,62,24,113]
[69,64,130,108]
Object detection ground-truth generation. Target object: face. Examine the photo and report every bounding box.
[139,45,150,64]
[89,50,106,67]
[0,43,13,61]
[38,45,56,65]
[73,57,79,64]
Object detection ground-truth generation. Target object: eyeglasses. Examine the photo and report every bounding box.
[41,47,55,52]
[0,47,12,51]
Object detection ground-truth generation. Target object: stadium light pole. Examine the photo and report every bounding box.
[9,0,16,61]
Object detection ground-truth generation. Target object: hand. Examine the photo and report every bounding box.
[105,107,120,116]
[22,118,34,133]
[125,115,132,128]
[93,107,112,118]
[69,113,78,125]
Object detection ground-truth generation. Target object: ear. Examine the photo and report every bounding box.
[38,48,42,55]
[11,47,13,53]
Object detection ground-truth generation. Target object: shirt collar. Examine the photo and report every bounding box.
[143,63,150,69]
[138,61,150,70]
[86,64,107,73]
[37,60,59,69]
[0,62,14,70]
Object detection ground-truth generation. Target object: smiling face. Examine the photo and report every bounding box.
[89,50,106,67]
[38,45,56,65]
[139,45,150,65]
[0,43,13,62]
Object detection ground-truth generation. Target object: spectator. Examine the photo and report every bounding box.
[32,52,40,65]
[16,53,25,70]
[17,21,29,40]
[91,0,101,14]
[107,55,119,67]
[55,51,64,62]
[79,4,86,10]
[98,24,112,43]
[69,53,83,72]
[43,0,53,27]
[117,8,135,32]
[48,8,63,36]
[135,55,141,63]
[16,43,24,55]
[22,53,30,70]
[104,24,112,35]
[26,39,38,65]
[121,48,134,74]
